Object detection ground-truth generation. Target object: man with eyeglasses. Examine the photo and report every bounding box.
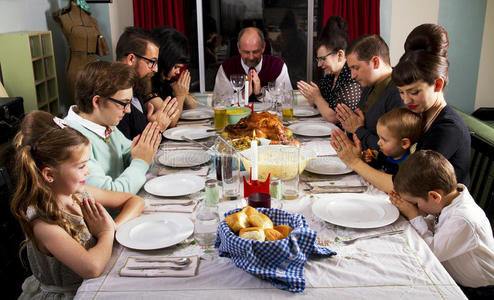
[115,27,179,140]
[213,27,292,103]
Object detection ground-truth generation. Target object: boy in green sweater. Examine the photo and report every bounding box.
[65,61,161,194]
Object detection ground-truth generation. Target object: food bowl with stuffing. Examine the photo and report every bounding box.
[226,106,251,125]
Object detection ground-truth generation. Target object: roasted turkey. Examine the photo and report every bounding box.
[221,111,292,143]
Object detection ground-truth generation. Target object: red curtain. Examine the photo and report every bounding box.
[322,0,380,42]
[133,0,185,34]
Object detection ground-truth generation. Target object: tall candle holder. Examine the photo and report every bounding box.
[243,170,270,199]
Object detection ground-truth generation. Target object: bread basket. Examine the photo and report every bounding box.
[215,207,336,293]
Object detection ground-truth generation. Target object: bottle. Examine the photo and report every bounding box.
[194,179,220,246]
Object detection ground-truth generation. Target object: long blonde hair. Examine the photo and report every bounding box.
[11,111,90,255]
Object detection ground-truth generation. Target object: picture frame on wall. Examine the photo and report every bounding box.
[86,1,113,3]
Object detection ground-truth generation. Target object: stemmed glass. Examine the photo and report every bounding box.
[267,81,282,114]
[230,74,245,106]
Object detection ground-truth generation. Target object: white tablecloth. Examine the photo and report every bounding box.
[75,119,466,300]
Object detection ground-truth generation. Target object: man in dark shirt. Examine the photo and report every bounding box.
[335,35,404,150]
[115,27,178,140]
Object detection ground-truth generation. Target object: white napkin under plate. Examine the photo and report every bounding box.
[307,175,364,188]
[158,165,209,177]
[119,256,199,277]
[144,196,199,213]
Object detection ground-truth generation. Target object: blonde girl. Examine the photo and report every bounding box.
[12,111,144,299]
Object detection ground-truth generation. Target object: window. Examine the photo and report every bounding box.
[183,0,318,92]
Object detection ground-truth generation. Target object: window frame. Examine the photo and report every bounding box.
[194,0,315,92]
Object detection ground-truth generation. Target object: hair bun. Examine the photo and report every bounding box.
[404,23,449,57]
[324,15,348,36]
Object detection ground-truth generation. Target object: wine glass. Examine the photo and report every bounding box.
[267,81,282,114]
[230,74,245,106]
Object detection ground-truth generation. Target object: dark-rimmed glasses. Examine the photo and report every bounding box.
[314,50,338,64]
[133,53,158,69]
[107,97,131,110]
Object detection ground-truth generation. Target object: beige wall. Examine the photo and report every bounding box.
[388,0,440,66]
[109,0,134,59]
[475,0,494,109]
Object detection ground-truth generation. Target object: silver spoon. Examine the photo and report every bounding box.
[133,257,191,265]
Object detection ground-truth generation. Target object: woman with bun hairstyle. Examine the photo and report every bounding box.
[297,15,361,123]
[151,26,197,128]
[391,23,470,185]
[12,111,144,298]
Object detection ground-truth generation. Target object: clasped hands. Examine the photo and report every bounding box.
[146,96,179,132]
[130,121,162,165]
[335,103,365,133]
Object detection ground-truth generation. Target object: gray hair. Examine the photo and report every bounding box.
[237,27,265,48]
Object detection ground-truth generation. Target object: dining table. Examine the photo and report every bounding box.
[75,105,467,300]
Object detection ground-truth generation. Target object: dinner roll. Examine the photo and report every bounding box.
[264,228,284,241]
[241,205,259,216]
[274,225,292,238]
[239,227,265,241]
[225,211,249,233]
[248,213,273,229]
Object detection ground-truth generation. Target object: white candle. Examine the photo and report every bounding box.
[251,139,258,181]
[244,75,249,106]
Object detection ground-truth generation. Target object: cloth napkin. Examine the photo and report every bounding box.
[303,140,336,156]
[119,256,199,277]
[143,195,200,213]
[158,165,209,177]
[215,208,336,293]
[302,174,367,193]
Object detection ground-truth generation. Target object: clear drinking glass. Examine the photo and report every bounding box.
[230,74,245,106]
[220,146,241,200]
[282,90,294,121]
[213,94,227,130]
[280,146,300,200]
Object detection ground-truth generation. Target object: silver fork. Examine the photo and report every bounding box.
[340,230,404,244]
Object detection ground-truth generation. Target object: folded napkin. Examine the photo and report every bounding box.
[303,174,367,193]
[215,208,336,293]
[158,165,209,177]
[303,140,336,156]
[307,175,364,187]
[119,256,199,277]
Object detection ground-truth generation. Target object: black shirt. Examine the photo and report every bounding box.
[319,63,362,111]
[416,105,471,186]
[117,96,148,140]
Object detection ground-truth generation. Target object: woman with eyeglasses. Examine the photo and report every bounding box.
[150,26,198,128]
[64,61,161,194]
[297,15,361,123]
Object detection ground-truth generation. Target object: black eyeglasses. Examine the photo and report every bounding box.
[107,97,131,110]
[314,50,338,64]
[134,53,158,69]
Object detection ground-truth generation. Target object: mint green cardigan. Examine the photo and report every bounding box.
[66,120,149,194]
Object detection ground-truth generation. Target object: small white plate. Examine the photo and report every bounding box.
[305,156,352,175]
[293,106,319,117]
[163,126,215,141]
[180,109,214,120]
[253,102,272,112]
[116,213,194,250]
[288,122,338,137]
[158,150,210,167]
[312,194,399,229]
[144,174,205,197]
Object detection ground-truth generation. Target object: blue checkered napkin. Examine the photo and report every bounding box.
[214,208,336,293]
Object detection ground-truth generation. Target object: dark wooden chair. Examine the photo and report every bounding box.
[454,107,494,232]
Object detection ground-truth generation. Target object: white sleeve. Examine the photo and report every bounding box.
[213,65,234,103]
[276,63,293,91]
[411,215,478,262]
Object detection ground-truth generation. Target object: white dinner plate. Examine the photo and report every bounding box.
[116,213,194,250]
[144,174,205,197]
[163,126,215,141]
[252,102,272,112]
[312,194,400,229]
[288,122,338,137]
[305,156,352,175]
[180,109,214,120]
[293,106,319,117]
[158,150,211,167]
